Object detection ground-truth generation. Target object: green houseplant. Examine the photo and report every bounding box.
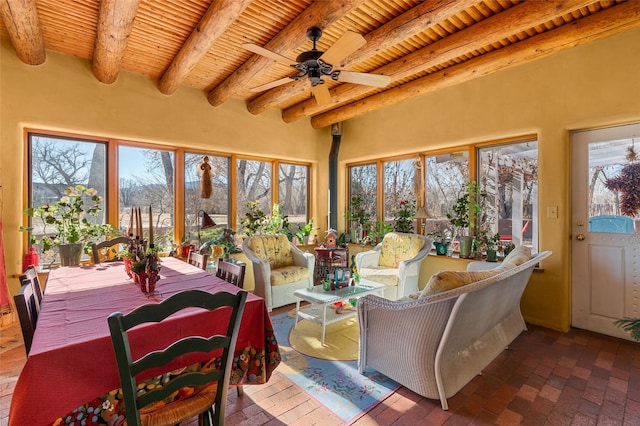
[392,199,416,233]
[240,201,266,236]
[446,181,486,258]
[346,194,372,243]
[20,185,115,266]
[294,218,315,245]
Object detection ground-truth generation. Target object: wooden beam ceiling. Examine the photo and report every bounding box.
[0,0,636,128]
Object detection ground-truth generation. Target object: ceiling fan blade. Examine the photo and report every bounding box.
[319,31,366,66]
[337,70,391,88]
[242,43,293,65]
[311,84,332,106]
[249,77,293,92]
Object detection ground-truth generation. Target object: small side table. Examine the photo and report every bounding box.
[314,247,348,284]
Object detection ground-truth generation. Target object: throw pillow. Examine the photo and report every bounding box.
[499,245,531,269]
[419,269,499,297]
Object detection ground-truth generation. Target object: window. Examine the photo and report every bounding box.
[278,163,309,228]
[236,159,272,234]
[424,151,469,235]
[25,131,312,258]
[477,140,538,250]
[347,137,539,252]
[119,146,175,251]
[184,153,230,245]
[383,159,417,228]
[27,134,107,264]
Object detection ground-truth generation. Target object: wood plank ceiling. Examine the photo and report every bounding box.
[1,0,639,129]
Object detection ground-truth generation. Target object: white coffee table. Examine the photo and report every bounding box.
[293,282,386,346]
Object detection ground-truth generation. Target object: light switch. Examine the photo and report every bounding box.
[547,205,558,219]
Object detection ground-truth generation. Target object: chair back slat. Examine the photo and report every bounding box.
[188,251,209,270]
[92,236,131,263]
[108,289,247,426]
[14,282,40,355]
[215,258,246,289]
[19,266,43,304]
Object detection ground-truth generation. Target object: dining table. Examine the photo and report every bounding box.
[9,257,281,426]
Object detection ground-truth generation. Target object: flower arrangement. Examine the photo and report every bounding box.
[392,199,416,233]
[20,185,115,256]
[605,146,640,217]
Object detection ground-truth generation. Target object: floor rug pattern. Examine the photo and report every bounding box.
[271,311,399,424]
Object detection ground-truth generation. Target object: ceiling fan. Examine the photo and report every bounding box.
[242,27,391,105]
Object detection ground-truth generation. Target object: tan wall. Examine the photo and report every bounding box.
[2,25,640,332]
[0,40,329,296]
[337,27,640,332]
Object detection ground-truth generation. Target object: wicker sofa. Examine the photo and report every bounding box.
[242,234,314,311]
[357,247,552,410]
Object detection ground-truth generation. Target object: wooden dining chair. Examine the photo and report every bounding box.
[215,258,247,396]
[188,251,209,270]
[14,282,41,356]
[19,265,43,305]
[108,289,248,426]
[92,236,131,263]
[215,258,246,289]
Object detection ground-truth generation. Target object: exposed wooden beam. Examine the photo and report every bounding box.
[158,0,251,95]
[310,1,640,129]
[284,0,596,124]
[206,0,366,107]
[246,0,473,115]
[0,0,45,65]
[92,0,141,84]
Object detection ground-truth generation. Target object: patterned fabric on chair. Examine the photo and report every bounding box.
[355,232,432,300]
[242,234,314,311]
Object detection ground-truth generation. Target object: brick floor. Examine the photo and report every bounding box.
[3,310,640,425]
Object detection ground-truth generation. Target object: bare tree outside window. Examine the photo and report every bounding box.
[236,159,272,235]
[28,134,107,264]
[119,146,175,251]
[348,163,377,227]
[424,152,469,234]
[383,159,416,224]
[278,163,308,227]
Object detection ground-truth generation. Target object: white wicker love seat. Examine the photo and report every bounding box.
[357,248,551,410]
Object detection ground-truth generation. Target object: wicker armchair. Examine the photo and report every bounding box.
[242,234,314,311]
[355,232,432,300]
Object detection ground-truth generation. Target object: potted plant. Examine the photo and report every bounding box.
[479,231,501,262]
[130,246,161,293]
[364,219,393,245]
[427,228,453,256]
[294,218,315,245]
[392,199,416,233]
[20,185,115,266]
[240,201,267,236]
[346,194,372,243]
[446,181,486,258]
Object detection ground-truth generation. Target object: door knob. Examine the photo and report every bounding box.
[577,234,585,241]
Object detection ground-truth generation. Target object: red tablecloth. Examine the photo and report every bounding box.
[9,257,280,426]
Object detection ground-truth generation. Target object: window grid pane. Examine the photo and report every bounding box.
[118,146,175,251]
[278,163,308,228]
[28,134,107,265]
[236,159,272,235]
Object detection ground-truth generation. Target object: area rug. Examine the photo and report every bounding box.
[271,310,399,424]
[288,310,359,361]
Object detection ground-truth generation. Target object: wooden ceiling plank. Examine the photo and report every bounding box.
[158,0,252,95]
[282,0,596,123]
[246,0,474,115]
[205,0,366,107]
[0,0,45,65]
[92,0,142,84]
[310,0,640,128]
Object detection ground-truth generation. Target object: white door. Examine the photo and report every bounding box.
[571,123,640,341]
